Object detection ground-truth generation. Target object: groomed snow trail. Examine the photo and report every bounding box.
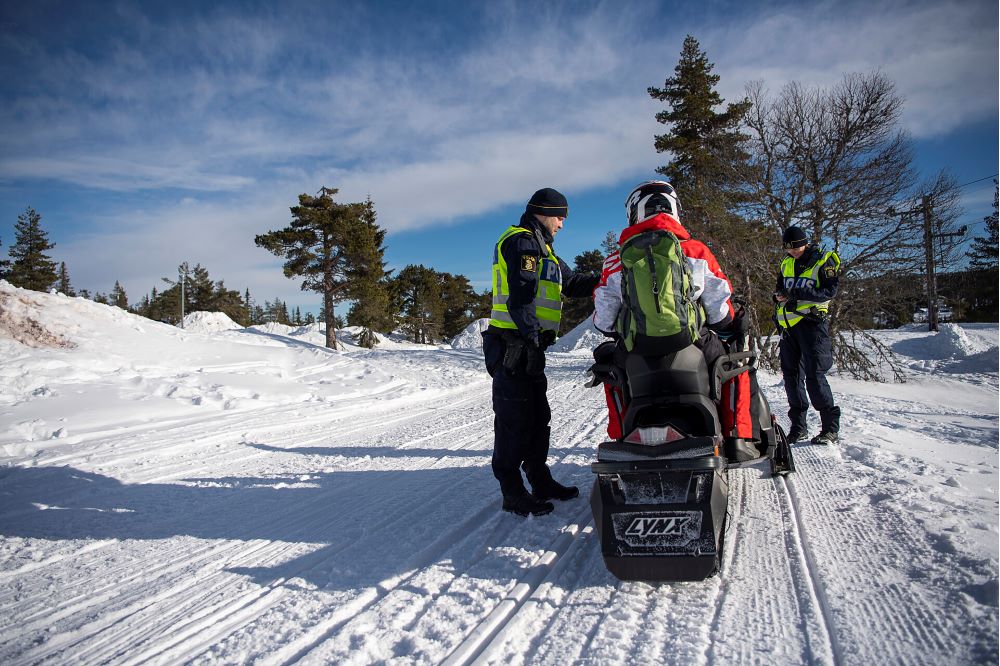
[1,316,997,663]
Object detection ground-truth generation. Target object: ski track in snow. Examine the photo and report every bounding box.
[0,294,996,665]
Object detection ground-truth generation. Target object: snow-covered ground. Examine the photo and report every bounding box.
[1,281,997,664]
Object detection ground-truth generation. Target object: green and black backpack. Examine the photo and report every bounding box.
[615,229,704,355]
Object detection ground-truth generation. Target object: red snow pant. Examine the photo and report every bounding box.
[602,337,753,441]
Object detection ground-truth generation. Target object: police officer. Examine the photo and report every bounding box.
[483,188,600,517]
[774,225,841,445]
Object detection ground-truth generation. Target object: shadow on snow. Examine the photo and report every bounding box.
[0,458,607,590]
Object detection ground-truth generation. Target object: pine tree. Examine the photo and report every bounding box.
[0,237,11,280]
[601,231,618,256]
[473,289,492,320]
[149,286,163,321]
[243,289,254,326]
[158,263,190,325]
[111,281,128,309]
[969,181,999,271]
[559,249,605,334]
[344,196,393,347]
[7,207,59,292]
[394,264,445,343]
[57,262,75,296]
[648,35,750,237]
[187,264,214,312]
[208,279,246,323]
[255,187,367,349]
[439,272,481,340]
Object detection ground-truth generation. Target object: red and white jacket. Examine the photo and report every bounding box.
[593,213,735,334]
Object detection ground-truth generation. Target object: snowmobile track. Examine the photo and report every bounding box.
[277,401,609,664]
[441,506,594,666]
[1,390,499,663]
[777,472,843,665]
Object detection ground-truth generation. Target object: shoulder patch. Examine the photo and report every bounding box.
[824,265,838,279]
[520,255,538,272]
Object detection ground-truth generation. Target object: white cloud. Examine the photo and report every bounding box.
[703,1,998,138]
[1,0,995,304]
[54,188,303,304]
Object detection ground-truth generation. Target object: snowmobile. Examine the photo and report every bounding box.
[586,336,794,583]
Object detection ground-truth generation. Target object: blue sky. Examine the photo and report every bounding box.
[1,0,997,314]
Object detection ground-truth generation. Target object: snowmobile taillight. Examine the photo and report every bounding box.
[623,425,687,446]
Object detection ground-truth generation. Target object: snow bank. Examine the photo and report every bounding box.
[894,323,994,360]
[182,311,241,333]
[445,316,606,354]
[551,317,606,353]
[890,323,999,374]
[451,318,489,351]
[0,281,412,448]
[249,322,296,336]
[936,324,995,357]
[447,316,608,354]
[0,285,76,349]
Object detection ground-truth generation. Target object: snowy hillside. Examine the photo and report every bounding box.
[0,280,996,664]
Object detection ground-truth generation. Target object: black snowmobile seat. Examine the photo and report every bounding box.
[625,344,710,398]
[622,345,719,439]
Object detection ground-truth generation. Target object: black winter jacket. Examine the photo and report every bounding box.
[496,213,599,346]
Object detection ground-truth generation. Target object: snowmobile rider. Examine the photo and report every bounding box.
[774,225,841,445]
[483,187,601,517]
[592,180,754,458]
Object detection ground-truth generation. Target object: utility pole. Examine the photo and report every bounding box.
[890,197,966,332]
[179,262,189,328]
[162,261,190,328]
[921,195,939,332]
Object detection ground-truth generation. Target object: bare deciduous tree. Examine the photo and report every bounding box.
[736,71,962,381]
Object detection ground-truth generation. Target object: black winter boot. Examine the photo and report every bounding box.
[502,493,554,517]
[724,438,759,463]
[811,431,839,445]
[786,426,808,443]
[531,478,579,502]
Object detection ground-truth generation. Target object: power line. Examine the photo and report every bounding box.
[957,174,998,189]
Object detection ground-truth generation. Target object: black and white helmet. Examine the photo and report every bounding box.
[625,180,680,225]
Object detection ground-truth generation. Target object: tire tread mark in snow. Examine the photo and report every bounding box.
[441,506,594,666]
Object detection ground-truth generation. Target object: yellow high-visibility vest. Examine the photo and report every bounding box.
[489,226,563,332]
[776,250,840,328]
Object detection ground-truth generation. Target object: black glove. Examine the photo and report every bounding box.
[503,337,526,376]
[730,308,750,348]
[735,308,750,335]
[593,340,617,364]
[525,343,545,376]
[539,329,557,350]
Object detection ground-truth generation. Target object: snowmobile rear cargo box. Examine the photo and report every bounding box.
[591,449,728,582]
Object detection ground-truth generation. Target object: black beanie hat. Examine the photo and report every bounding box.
[526,188,568,218]
[782,226,808,248]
